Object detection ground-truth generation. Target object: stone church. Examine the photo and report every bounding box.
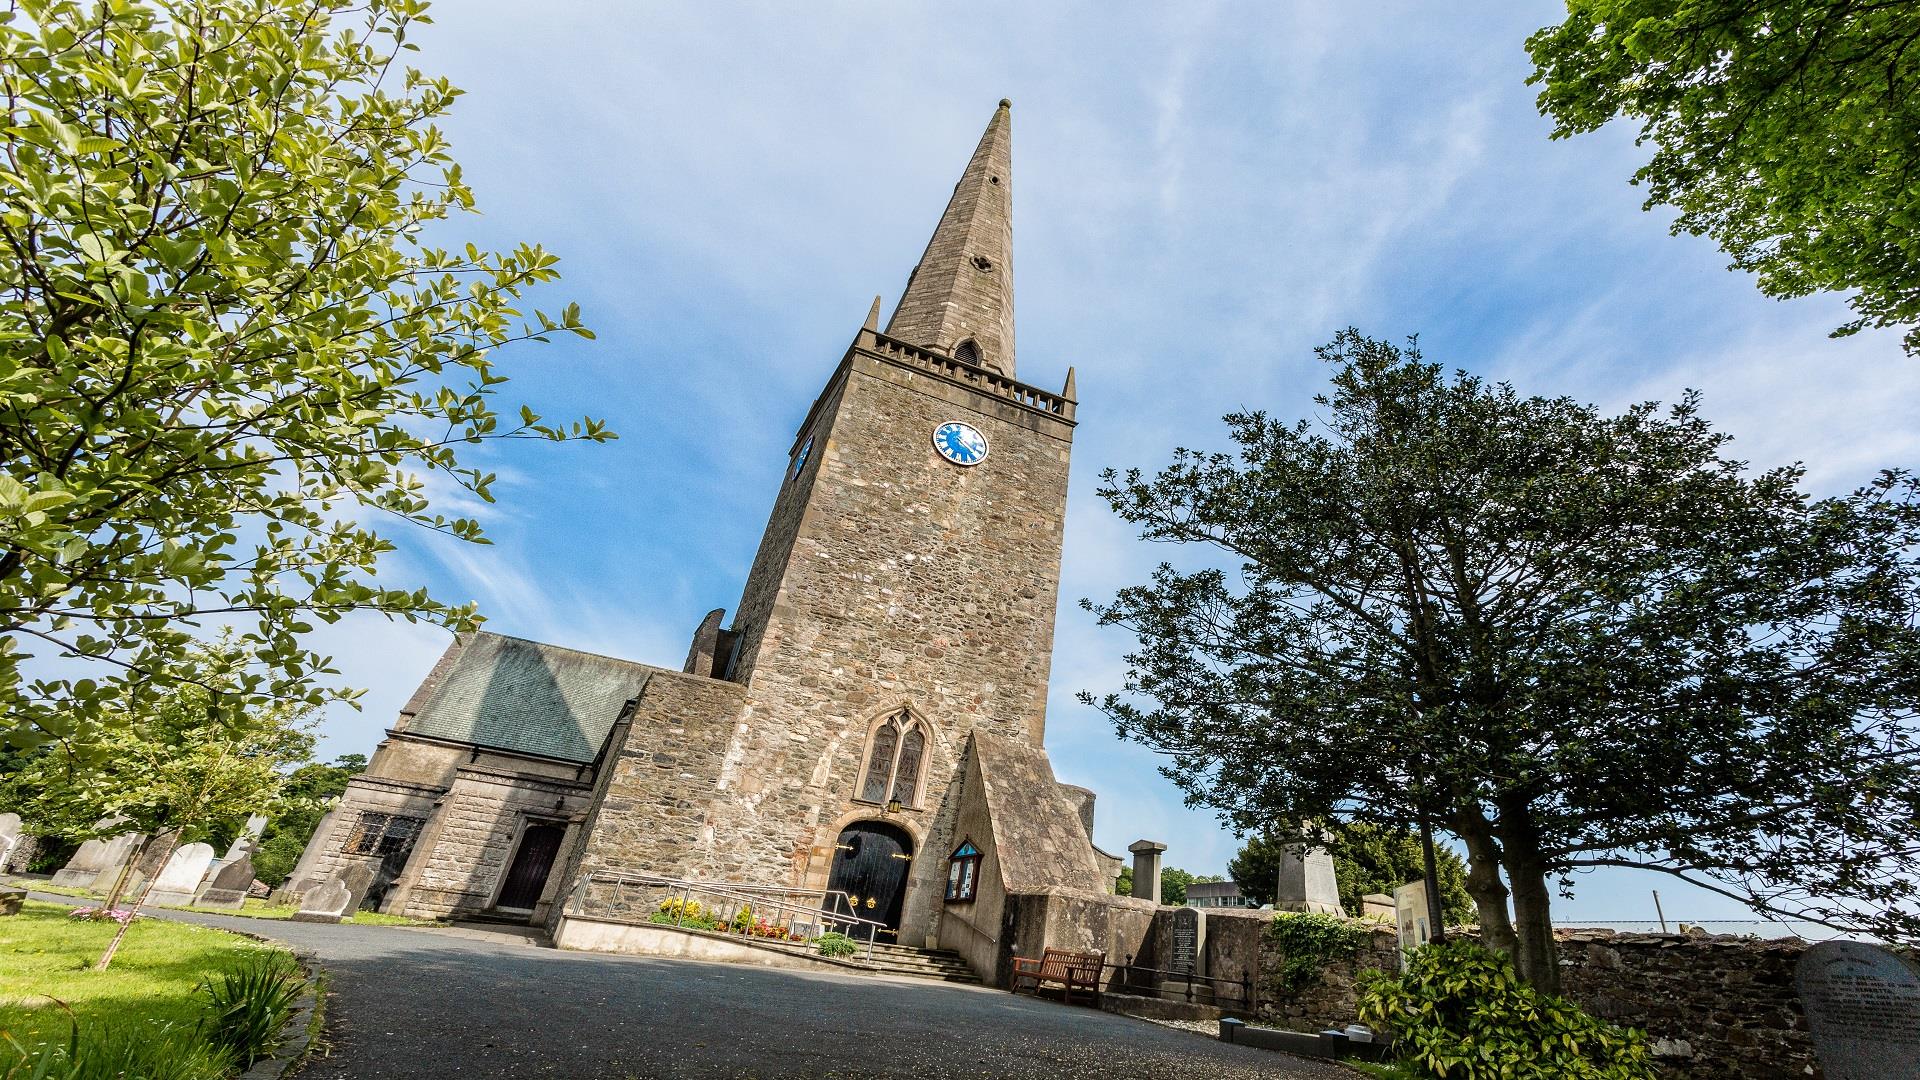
[289,101,1138,979]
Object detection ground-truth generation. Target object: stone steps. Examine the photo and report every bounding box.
[854,944,981,984]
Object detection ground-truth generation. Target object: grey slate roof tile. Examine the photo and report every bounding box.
[403,632,654,763]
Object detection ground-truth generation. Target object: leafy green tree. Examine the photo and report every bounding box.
[0,0,608,750]
[252,752,364,886]
[1085,330,1920,990]
[1113,864,1133,897]
[11,637,315,969]
[1159,866,1201,906]
[1228,823,1473,925]
[1528,2,1920,353]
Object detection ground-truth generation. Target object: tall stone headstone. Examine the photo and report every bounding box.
[1128,840,1167,905]
[146,842,216,907]
[1274,835,1344,915]
[223,815,270,862]
[51,837,109,887]
[290,877,351,924]
[1796,939,1920,1079]
[1168,904,1207,979]
[195,843,258,910]
[1393,880,1432,963]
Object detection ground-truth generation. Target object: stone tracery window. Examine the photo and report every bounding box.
[858,710,929,808]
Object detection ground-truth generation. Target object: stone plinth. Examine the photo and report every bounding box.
[1128,840,1167,905]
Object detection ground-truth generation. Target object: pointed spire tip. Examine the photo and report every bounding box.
[864,295,882,331]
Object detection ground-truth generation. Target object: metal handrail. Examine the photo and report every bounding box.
[566,870,892,962]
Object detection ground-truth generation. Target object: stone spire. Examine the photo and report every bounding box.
[885,99,1016,376]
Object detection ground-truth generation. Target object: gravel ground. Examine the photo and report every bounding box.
[29,891,1354,1079]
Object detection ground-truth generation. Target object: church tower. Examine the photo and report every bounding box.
[556,101,1101,953]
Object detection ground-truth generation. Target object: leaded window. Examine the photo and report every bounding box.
[857,710,929,808]
[946,839,981,902]
[342,812,423,858]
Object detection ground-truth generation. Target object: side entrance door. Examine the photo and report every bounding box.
[495,822,565,912]
[824,820,914,939]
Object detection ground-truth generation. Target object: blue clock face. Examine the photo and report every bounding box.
[932,421,988,466]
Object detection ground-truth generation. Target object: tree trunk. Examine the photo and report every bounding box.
[1455,821,1517,958]
[95,832,176,972]
[92,834,148,920]
[1499,800,1560,993]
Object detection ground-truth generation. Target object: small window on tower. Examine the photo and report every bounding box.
[954,339,981,366]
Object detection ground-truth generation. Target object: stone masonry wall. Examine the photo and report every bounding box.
[1254,920,1401,1032]
[399,767,592,920]
[1555,930,1815,1080]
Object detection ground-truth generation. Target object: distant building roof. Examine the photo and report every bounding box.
[1187,881,1243,899]
[401,632,656,764]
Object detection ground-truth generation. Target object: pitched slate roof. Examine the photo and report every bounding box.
[400,632,654,764]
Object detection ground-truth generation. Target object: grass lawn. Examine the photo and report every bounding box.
[5,879,441,927]
[0,900,289,1070]
[156,898,441,926]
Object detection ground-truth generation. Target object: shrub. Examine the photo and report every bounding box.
[814,932,858,958]
[1357,940,1656,1080]
[196,952,304,1069]
[1266,911,1371,991]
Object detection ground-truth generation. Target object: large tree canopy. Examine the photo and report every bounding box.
[1528,1,1920,353]
[1086,330,1920,990]
[0,0,607,748]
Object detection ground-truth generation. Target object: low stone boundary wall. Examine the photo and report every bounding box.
[1555,929,1814,1080]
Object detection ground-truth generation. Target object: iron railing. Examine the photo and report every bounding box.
[1114,954,1254,1006]
[564,870,893,963]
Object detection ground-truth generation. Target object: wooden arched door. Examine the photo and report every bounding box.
[824,820,913,937]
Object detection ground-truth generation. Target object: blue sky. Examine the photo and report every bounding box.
[304,2,1920,927]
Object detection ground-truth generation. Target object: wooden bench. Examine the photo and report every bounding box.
[1010,947,1106,1006]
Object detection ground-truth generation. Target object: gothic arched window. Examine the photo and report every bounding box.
[954,339,981,366]
[857,710,929,808]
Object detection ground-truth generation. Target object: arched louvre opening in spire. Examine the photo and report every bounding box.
[885,100,1016,377]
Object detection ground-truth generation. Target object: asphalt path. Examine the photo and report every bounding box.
[27,891,1354,1079]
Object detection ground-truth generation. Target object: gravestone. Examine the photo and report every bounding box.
[281,874,325,908]
[337,863,376,914]
[86,831,146,892]
[1795,939,1920,1079]
[0,813,21,871]
[195,843,257,910]
[1128,839,1168,905]
[1169,904,1207,979]
[1393,880,1432,964]
[50,837,109,887]
[1275,833,1344,915]
[271,808,337,906]
[290,877,351,923]
[146,842,216,907]
[0,885,22,917]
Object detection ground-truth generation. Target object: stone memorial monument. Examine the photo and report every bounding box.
[195,842,257,910]
[1274,833,1344,915]
[51,826,141,889]
[146,842,217,907]
[84,831,144,892]
[1128,839,1168,905]
[1168,904,1207,979]
[0,885,22,916]
[290,876,352,924]
[1796,939,1920,1079]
